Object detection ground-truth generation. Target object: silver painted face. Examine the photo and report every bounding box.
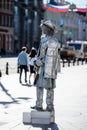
[41,25,48,35]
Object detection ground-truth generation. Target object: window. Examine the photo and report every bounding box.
[0,14,2,26]
[7,15,9,26]
[7,0,9,9]
[69,43,81,50]
[0,0,2,9]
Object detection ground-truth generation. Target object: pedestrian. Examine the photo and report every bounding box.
[18,46,28,83]
[31,20,61,111]
[28,47,37,84]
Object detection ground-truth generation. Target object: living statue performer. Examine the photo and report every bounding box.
[31,20,61,111]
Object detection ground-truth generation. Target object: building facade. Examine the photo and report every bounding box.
[14,0,43,52]
[1,0,86,54]
[0,0,14,54]
[44,9,87,47]
[0,0,43,54]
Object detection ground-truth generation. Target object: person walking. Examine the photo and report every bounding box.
[31,20,61,111]
[28,47,37,84]
[18,46,28,83]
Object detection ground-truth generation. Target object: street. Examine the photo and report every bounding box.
[0,58,87,130]
[0,56,86,76]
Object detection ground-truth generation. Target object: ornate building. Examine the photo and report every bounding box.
[0,0,14,54]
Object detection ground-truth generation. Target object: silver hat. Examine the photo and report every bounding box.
[41,20,56,31]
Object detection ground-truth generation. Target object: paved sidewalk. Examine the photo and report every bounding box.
[0,65,87,130]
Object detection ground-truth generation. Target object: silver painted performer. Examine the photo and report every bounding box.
[31,20,61,111]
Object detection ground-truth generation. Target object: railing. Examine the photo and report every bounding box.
[61,58,87,67]
[0,57,87,78]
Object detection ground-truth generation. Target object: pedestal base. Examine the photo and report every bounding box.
[23,110,55,125]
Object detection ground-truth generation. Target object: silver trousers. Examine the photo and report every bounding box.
[36,87,54,108]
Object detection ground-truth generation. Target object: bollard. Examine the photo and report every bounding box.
[6,62,9,75]
[77,59,79,65]
[81,59,84,65]
[85,58,87,64]
[62,59,65,67]
[68,59,70,67]
[0,70,2,78]
[73,59,76,66]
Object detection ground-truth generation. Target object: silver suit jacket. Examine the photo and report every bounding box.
[37,35,61,79]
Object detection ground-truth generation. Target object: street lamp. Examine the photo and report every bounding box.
[60,19,64,48]
[69,4,76,12]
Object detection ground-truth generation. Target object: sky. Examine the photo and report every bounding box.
[66,0,87,7]
[43,0,87,7]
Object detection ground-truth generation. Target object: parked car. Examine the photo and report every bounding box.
[60,46,76,61]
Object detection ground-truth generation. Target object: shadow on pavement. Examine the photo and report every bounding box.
[0,82,31,108]
[0,82,16,102]
[21,83,32,87]
[32,123,59,130]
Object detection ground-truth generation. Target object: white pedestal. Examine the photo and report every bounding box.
[23,112,31,124]
[23,110,55,125]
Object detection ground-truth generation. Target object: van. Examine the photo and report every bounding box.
[67,41,87,60]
